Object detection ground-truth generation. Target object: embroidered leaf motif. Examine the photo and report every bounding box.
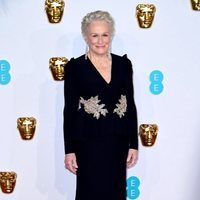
[113,95,127,118]
[79,96,108,119]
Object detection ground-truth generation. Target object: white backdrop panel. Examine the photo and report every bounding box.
[0,0,200,200]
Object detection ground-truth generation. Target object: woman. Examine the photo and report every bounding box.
[64,10,138,200]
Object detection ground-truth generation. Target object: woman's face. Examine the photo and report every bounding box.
[85,20,112,56]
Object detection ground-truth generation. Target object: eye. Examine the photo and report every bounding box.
[92,34,98,38]
[142,132,147,135]
[103,34,109,37]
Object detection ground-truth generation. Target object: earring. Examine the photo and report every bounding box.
[85,45,89,60]
[107,45,112,59]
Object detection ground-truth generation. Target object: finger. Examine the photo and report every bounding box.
[127,155,137,168]
[130,157,137,167]
[65,160,74,172]
[72,159,78,169]
[68,164,77,174]
[126,158,133,168]
[127,161,135,168]
[132,153,138,164]
[126,153,131,162]
[72,162,78,174]
[126,155,132,168]
[71,168,77,175]
[71,163,78,174]
[66,160,78,174]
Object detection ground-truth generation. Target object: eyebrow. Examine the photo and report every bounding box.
[90,32,110,35]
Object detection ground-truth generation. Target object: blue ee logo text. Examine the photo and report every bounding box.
[149,70,164,95]
[127,176,140,199]
[0,60,11,85]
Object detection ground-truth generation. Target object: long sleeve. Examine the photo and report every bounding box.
[124,56,139,150]
[63,58,79,154]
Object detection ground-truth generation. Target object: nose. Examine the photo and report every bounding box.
[6,180,11,187]
[144,13,151,21]
[53,7,60,16]
[147,132,152,139]
[57,66,62,73]
[97,36,103,44]
[25,125,29,133]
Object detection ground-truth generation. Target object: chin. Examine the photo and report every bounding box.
[97,52,108,56]
[97,48,108,53]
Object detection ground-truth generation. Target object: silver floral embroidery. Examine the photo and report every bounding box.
[78,96,108,119]
[113,95,127,118]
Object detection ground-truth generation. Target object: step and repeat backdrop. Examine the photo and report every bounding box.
[0,0,200,200]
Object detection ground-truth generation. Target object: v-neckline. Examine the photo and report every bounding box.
[87,54,113,85]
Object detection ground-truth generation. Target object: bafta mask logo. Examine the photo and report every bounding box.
[45,0,65,23]
[17,117,37,140]
[191,0,200,10]
[0,172,17,194]
[49,57,68,81]
[139,124,158,146]
[136,4,156,28]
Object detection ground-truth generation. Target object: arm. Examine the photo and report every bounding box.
[124,55,139,168]
[63,58,80,174]
[127,58,138,168]
[63,58,79,154]
[124,55,138,150]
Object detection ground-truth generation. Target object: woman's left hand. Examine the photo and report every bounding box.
[126,149,138,168]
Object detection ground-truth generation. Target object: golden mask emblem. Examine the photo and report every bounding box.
[191,0,200,10]
[139,124,158,146]
[0,172,17,194]
[45,0,65,23]
[49,57,68,80]
[136,4,156,28]
[17,117,37,140]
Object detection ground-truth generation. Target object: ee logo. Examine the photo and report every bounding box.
[149,70,164,95]
[0,60,11,85]
[127,176,140,199]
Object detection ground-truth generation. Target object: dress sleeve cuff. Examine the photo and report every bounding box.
[65,140,76,154]
[129,135,139,150]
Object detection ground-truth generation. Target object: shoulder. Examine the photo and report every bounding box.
[65,54,85,72]
[112,53,133,72]
[112,53,132,63]
[66,54,85,67]
[73,54,86,64]
[111,53,124,61]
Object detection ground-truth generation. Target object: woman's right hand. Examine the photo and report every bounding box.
[64,153,78,175]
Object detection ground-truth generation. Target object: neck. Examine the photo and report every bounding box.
[88,51,111,61]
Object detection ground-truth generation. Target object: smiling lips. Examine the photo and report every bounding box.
[144,20,151,24]
[96,45,105,48]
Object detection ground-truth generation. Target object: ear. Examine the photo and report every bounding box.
[84,36,89,45]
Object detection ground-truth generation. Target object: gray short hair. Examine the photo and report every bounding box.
[81,10,115,39]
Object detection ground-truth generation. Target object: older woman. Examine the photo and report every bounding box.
[64,10,138,200]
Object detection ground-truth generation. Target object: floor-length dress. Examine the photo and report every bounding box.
[63,54,138,200]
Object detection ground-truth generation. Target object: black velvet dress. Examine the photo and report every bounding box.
[63,54,138,200]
